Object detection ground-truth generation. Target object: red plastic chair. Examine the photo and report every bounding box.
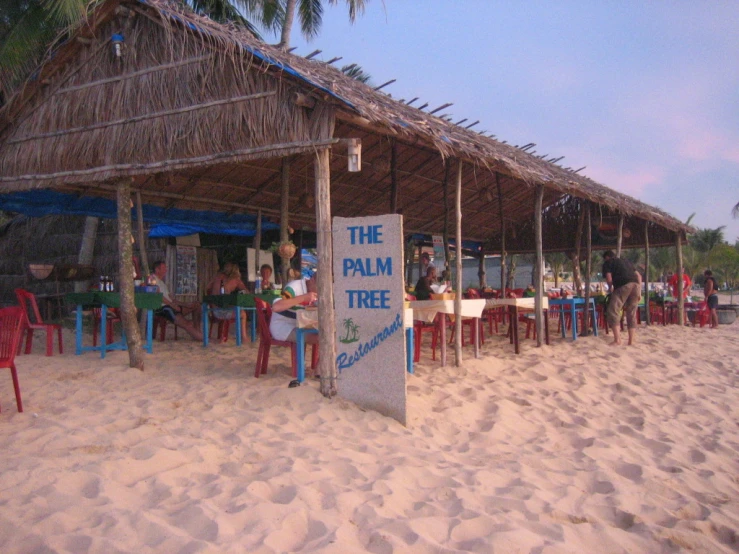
[92,307,121,346]
[691,302,710,328]
[0,306,25,412]
[253,298,317,378]
[153,315,178,341]
[208,313,231,342]
[14,289,63,357]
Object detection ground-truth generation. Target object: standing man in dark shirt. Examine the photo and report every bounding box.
[602,250,642,346]
[703,269,719,329]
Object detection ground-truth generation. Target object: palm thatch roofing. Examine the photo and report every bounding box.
[0,0,692,252]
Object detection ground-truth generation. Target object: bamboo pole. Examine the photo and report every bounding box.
[280,158,291,285]
[417,244,423,284]
[572,206,585,294]
[496,174,505,295]
[10,91,277,144]
[390,140,399,213]
[454,160,463,366]
[534,185,544,346]
[56,55,212,94]
[1,139,338,184]
[644,221,650,325]
[616,213,624,257]
[676,231,684,325]
[404,238,413,287]
[584,203,592,336]
[135,191,149,278]
[254,208,262,281]
[478,250,486,288]
[314,148,337,397]
[442,161,452,279]
[116,178,145,370]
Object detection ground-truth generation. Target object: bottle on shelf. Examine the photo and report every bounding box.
[255,276,262,293]
[99,276,105,291]
[219,279,226,295]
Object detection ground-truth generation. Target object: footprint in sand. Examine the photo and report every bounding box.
[689,449,706,463]
[613,462,643,482]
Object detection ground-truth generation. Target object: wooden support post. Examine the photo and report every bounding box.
[116,179,144,370]
[314,148,337,397]
[417,244,423,283]
[135,191,149,278]
[496,174,506,295]
[280,157,291,284]
[478,250,486,288]
[442,161,452,279]
[404,238,413,288]
[676,231,684,326]
[572,205,585,295]
[534,185,544,346]
[454,160,463,366]
[644,221,650,325]
[254,208,262,279]
[584,203,592,336]
[616,213,624,257]
[390,140,399,213]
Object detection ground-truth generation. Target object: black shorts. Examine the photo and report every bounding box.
[155,305,177,323]
[707,294,719,310]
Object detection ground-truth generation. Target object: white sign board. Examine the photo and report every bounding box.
[246,248,276,283]
[333,214,407,425]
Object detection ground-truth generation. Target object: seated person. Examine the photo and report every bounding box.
[270,273,319,344]
[259,264,275,291]
[414,266,438,301]
[523,284,536,297]
[207,262,249,342]
[148,261,203,341]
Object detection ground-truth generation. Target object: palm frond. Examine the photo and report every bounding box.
[327,0,367,23]
[298,0,323,40]
[341,63,371,84]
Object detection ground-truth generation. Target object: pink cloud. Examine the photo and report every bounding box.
[583,163,667,199]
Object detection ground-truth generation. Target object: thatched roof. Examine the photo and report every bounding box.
[0,0,691,251]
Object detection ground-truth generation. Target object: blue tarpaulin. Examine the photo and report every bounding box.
[0,190,278,237]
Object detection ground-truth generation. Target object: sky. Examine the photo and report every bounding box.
[276,1,739,243]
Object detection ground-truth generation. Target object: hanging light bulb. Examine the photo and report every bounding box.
[111,33,125,58]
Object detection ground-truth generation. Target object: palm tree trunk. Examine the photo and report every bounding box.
[117,179,145,370]
[278,0,297,49]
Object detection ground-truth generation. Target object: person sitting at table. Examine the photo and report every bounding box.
[414,266,437,301]
[148,261,203,341]
[270,272,318,343]
[259,264,275,291]
[523,284,536,297]
[207,262,249,342]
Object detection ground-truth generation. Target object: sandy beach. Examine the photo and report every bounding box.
[1,316,738,553]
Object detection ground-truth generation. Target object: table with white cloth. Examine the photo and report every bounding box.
[485,297,550,354]
[295,308,415,383]
[409,299,487,366]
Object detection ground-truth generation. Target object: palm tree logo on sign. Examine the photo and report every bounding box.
[340,318,360,344]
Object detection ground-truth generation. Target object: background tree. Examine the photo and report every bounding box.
[261,0,368,50]
[712,243,739,303]
[690,226,726,269]
[545,252,567,288]
[650,247,675,283]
